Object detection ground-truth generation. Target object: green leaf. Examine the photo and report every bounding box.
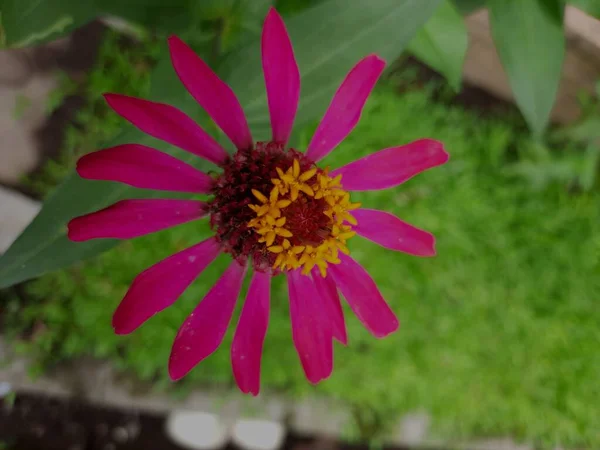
[0,0,194,49]
[554,115,600,143]
[274,0,327,15]
[408,0,468,92]
[451,0,486,15]
[99,0,194,33]
[0,0,440,288]
[488,0,565,136]
[206,0,274,54]
[579,144,600,191]
[0,0,95,48]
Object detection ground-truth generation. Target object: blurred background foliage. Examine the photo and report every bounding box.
[1,0,600,448]
[3,0,597,135]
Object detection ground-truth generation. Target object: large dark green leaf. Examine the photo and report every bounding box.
[0,0,440,289]
[408,0,468,92]
[0,0,95,48]
[194,0,274,54]
[488,0,565,136]
[100,0,194,33]
[0,0,193,48]
[451,0,486,15]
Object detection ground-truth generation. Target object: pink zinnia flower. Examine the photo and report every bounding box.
[68,8,448,395]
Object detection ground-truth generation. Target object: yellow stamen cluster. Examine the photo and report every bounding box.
[248,159,361,277]
[247,189,292,246]
[272,159,317,201]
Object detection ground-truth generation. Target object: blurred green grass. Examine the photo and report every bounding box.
[5,32,600,449]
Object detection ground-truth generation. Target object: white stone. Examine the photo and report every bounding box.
[0,187,40,254]
[165,410,228,450]
[0,381,12,397]
[231,418,285,450]
[394,412,430,446]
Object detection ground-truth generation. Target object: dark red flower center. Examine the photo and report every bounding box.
[208,142,315,271]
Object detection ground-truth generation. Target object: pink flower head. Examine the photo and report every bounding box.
[68,8,449,395]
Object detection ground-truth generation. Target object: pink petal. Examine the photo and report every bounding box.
[77,144,213,193]
[287,270,333,384]
[262,7,300,145]
[331,139,448,191]
[68,199,207,242]
[305,55,385,162]
[169,261,247,381]
[231,271,271,396]
[328,254,399,338]
[104,94,227,165]
[113,237,220,335]
[168,36,253,151]
[352,209,435,257]
[311,269,347,345]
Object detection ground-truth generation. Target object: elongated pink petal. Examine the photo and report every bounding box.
[287,270,333,384]
[168,36,252,151]
[352,209,435,257]
[328,254,398,338]
[331,139,448,191]
[305,55,385,162]
[104,94,227,165]
[311,269,347,345]
[262,7,300,145]
[77,144,213,193]
[231,271,271,396]
[113,237,220,335]
[68,199,207,242]
[169,261,247,381]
